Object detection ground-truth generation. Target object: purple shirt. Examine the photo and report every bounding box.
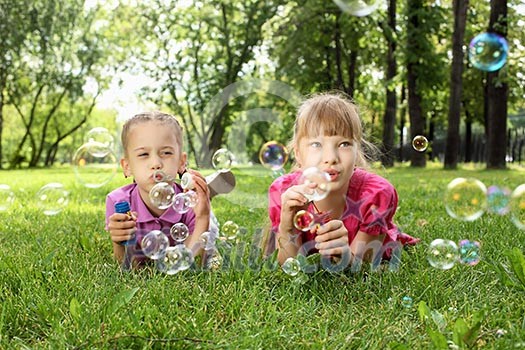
[105,183,196,264]
[267,168,419,257]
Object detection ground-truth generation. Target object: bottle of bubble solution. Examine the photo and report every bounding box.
[115,201,135,271]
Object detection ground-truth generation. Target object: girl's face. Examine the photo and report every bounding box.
[121,121,186,205]
[295,133,357,196]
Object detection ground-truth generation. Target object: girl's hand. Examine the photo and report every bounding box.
[187,169,210,218]
[313,219,349,256]
[108,211,137,243]
[279,182,317,233]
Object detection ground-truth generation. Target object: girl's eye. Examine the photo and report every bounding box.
[138,153,148,157]
[339,141,353,148]
[310,142,321,148]
[162,151,173,156]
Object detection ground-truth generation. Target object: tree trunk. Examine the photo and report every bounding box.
[407,0,426,167]
[444,0,469,169]
[465,114,473,163]
[381,0,397,168]
[486,0,508,169]
[398,85,406,162]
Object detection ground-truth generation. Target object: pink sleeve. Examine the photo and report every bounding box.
[358,182,399,236]
[268,179,283,232]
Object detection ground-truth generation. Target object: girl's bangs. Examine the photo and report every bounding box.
[299,103,357,140]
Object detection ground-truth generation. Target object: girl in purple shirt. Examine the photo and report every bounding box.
[106,111,211,265]
[267,93,418,267]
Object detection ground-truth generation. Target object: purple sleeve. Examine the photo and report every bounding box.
[105,195,116,231]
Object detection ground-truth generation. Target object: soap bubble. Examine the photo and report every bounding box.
[149,182,175,209]
[412,135,429,152]
[172,192,191,214]
[299,167,332,202]
[293,210,315,232]
[458,239,481,266]
[153,170,176,183]
[282,257,301,276]
[259,141,289,171]
[212,148,234,173]
[72,141,118,188]
[444,178,487,221]
[332,0,380,16]
[0,184,15,211]
[170,222,190,243]
[85,127,114,155]
[401,296,413,308]
[141,230,169,260]
[184,190,199,208]
[180,172,194,190]
[427,239,459,270]
[486,185,511,215]
[509,184,525,230]
[222,220,239,240]
[157,245,194,274]
[205,250,223,271]
[36,183,69,215]
[469,32,508,72]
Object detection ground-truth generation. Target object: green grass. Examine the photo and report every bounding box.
[1,164,525,349]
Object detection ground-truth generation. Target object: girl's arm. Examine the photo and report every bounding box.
[184,169,210,256]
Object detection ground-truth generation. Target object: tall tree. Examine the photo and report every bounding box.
[0,0,32,168]
[444,0,469,169]
[486,0,508,169]
[380,0,397,168]
[5,0,111,168]
[134,0,284,166]
[406,0,426,167]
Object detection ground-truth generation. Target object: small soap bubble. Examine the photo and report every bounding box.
[212,148,234,173]
[487,185,511,215]
[72,141,118,188]
[172,192,192,214]
[157,245,194,274]
[458,239,481,266]
[153,170,176,183]
[85,127,114,156]
[401,296,413,308]
[184,190,199,208]
[427,239,459,270]
[0,184,15,211]
[36,183,69,215]
[282,257,301,276]
[149,182,175,209]
[412,135,429,152]
[170,222,190,243]
[180,172,194,190]
[222,220,239,240]
[332,0,380,17]
[293,210,315,232]
[469,32,508,72]
[509,184,525,230]
[299,167,332,202]
[259,141,289,171]
[444,178,487,221]
[141,230,169,260]
[205,250,223,271]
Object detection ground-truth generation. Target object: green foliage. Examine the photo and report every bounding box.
[1,165,525,348]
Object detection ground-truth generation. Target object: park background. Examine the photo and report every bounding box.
[1,0,525,349]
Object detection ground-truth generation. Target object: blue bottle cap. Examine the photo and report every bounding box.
[115,201,131,213]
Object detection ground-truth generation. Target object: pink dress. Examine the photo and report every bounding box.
[267,168,418,258]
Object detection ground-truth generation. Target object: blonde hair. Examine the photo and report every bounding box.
[289,92,376,168]
[121,111,184,156]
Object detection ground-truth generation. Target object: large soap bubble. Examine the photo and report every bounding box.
[259,141,289,171]
[510,184,525,230]
[469,32,508,72]
[85,127,114,155]
[444,178,487,221]
[427,239,459,270]
[36,183,69,215]
[212,148,234,173]
[72,141,118,188]
[299,167,332,202]
[149,182,175,209]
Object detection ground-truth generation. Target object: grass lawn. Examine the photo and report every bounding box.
[1,163,525,349]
